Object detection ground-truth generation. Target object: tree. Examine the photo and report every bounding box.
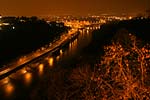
[30,16,38,22]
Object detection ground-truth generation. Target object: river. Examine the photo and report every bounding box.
[0,25,100,100]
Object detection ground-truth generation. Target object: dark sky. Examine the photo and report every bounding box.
[0,0,149,16]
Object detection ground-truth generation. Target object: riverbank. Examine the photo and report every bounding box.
[0,29,79,79]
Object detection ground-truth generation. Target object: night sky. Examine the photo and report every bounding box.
[0,0,149,16]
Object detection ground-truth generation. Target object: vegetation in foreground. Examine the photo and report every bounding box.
[72,34,150,100]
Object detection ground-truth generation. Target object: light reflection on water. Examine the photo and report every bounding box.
[0,77,14,97]
[48,57,54,67]
[38,64,44,76]
[24,72,32,86]
[24,71,32,85]
[86,29,89,34]
[4,83,14,96]
[60,49,63,56]
[56,55,60,61]
[69,38,78,54]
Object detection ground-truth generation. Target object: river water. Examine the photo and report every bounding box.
[0,25,100,100]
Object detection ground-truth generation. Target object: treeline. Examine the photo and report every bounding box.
[0,16,69,65]
[91,17,150,49]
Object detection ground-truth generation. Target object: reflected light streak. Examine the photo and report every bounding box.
[5,83,14,96]
[69,38,78,53]
[38,64,44,75]
[69,42,72,52]
[56,55,60,61]
[60,49,63,55]
[48,57,54,67]
[24,73,32,85]
[86,30,89,33]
